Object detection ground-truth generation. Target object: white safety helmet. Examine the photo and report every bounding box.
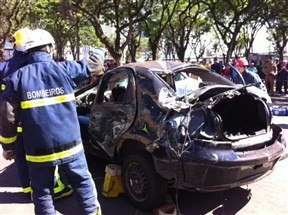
[25,29,55,51]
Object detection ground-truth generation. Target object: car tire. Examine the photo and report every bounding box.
[122,152,167,210]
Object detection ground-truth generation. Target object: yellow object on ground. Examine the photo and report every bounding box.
[102,164,125,198]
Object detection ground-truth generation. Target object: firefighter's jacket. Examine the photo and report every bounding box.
[0,51,90,167]
[0,51,29,83]
[0,51,29,150]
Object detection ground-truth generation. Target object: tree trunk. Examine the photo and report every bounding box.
[278,46,284,61]
[115,57,122,66]
[151,45,158,60]
[130,41,137,62]
[225,40,237,64]
[0,47,4,61]
[176,46,186,62]
[149,37,160,61]
[226,47,233,64]
[275,37,288,61]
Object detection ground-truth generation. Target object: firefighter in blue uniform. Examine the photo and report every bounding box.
[0,28,102,215]
[0,28,72,199]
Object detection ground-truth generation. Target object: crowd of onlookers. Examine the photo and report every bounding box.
[92,54,288,96]
[197,56,288,96]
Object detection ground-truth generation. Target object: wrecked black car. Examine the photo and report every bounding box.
[75,61,287,210]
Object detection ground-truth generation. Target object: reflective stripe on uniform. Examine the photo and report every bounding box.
[23,186,32,193]
[23,168,66,194]
[26,143,83,163]
[53,166,65,193]
[1,84,6,91]
[20,93,75,109]
[17,126,23,133]
[0,135,17,144]
[96,208,102,215]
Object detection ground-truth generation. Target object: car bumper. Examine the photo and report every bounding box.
[153,137,286,192]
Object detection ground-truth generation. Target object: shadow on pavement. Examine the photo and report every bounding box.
[0,162,20,187]
[0,162,32,208]
[167,187,251,215]
[83,154,251,215]
[276,123,288,129]
[0,152,274,215]
[84,154,152,215]
[0,191,31,204]
[277,124,288,129]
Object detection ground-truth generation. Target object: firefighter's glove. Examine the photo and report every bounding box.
[2,150,15,160]
[87,52,104,77]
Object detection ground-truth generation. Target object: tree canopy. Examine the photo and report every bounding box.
[0,0,37,60]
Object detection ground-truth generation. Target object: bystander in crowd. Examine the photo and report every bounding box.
[263,56,277,95]
[276,59,288,95]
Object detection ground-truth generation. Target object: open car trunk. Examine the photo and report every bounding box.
[212,93,270,138]
[186,88,275,153]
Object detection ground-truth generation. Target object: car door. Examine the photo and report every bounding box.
[88,68,136,157]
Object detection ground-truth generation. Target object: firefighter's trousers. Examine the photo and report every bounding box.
[29,150,101,215]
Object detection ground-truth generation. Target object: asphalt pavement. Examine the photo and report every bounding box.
[0,94,288,215]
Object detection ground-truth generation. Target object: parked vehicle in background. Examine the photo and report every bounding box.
[75,61,287,210]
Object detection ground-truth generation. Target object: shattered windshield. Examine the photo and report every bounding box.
[174,72,203,97]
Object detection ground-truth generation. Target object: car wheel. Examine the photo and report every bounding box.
[122,152,167,210]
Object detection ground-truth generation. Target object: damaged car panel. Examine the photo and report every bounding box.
[75,61,287,210]
[88,69,136,157]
